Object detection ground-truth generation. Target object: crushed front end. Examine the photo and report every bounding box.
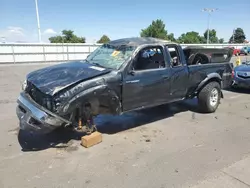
[16,81,71,134]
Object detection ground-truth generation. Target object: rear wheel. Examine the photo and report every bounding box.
[198,81,221,113]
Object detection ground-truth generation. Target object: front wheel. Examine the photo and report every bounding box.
[198,81,221,113]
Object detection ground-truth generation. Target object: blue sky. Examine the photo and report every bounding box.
[1,0,249,43]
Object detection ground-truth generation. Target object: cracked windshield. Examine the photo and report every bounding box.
[86,44,136,69]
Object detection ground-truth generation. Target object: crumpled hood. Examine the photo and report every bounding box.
[26,61,111,96]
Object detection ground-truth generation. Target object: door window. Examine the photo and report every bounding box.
[131,46,166,71]
[167,46,182,67]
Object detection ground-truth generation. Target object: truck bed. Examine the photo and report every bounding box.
[183,46,234,65]
[187,62,233,93]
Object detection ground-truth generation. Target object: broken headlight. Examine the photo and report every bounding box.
[42,97,56,112]
[22,80,27,91]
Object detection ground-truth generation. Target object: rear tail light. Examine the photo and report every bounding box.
[232,70,235,78]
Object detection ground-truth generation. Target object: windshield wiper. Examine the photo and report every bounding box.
[91,62,107,68]
[85,59,91,64]
[85,59,101,67]
[85,59,111,69]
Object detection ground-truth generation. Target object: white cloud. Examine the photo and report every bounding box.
[7,26,25,36]
[0,26,27,42]
[43,28,57,35]
[0,26,57,43]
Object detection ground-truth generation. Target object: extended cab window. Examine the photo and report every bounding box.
[132,46,166,71]
[167,46,182,67]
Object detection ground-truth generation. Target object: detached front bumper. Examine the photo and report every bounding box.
[16,92,71,134]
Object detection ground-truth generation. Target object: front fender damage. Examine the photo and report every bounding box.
[58,84,122,133]
[62,85,122,116]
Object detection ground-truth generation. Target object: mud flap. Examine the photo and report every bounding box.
[221,90,224,99]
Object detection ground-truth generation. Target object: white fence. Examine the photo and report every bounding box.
[0,43,101,64]
[0,43,249,64]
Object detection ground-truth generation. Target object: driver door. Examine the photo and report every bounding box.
[122,45,171,112]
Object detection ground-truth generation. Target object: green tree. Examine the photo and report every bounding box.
[199,36,207,44]
[204,29,219,43]
[140,19,168,40]
[218,38,224,44]
[229,28,246,43]
[177,31,203,44]
[97,35,111,43]
[49,30,86,43]
[167,33,176,42]
[48,36,63,43]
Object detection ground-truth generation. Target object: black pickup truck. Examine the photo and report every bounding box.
[16,37,233,134]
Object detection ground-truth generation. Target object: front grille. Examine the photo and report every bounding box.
[236,71,250,79]
[238,75,250,79]
[25,81,55,111]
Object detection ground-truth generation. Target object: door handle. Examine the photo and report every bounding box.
[162,75,169,79]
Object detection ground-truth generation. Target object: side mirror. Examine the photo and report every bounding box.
[128,69,135,76]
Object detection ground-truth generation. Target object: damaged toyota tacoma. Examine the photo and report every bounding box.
[16,37,234,134]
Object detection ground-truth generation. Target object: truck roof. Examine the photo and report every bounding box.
[108,37,177,47]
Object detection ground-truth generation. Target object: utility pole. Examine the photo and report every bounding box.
[35,0,42,43]
[202,8,218,44]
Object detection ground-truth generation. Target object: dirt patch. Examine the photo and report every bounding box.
[55,140,79,153]
[8,127,20,135]
[0,99,16,104]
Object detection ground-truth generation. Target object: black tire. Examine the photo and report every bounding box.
[192,53,209,65]
[198,81,221,113]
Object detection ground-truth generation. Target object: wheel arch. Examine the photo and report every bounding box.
[195,73,224,98]
[61,85,122,116]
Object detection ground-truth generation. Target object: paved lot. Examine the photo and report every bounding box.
[1,56,250,188]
